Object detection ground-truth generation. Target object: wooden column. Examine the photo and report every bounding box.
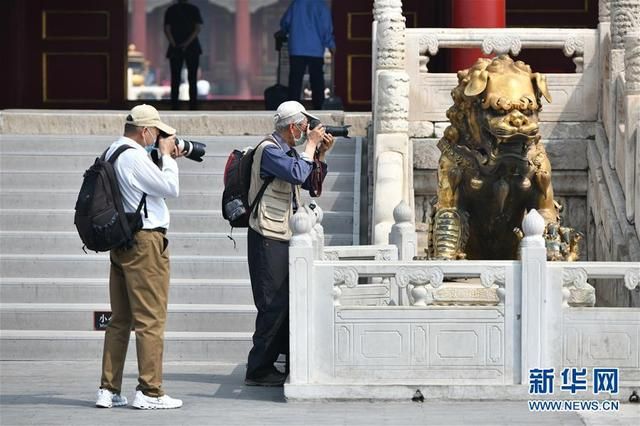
[450,0,505,72]
[131,0,147,55]
[235,0,251,98]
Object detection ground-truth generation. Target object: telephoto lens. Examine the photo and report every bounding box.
[308,118,350,138]
[176,138,207,162]
[324,125,350,138]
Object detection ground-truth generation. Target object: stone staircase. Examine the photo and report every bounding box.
[0,134,360,361]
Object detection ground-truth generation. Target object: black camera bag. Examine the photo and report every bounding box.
[74,145,147,252]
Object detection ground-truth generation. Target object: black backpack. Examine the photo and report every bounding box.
[74,145,147,252]
[221,139,275,228]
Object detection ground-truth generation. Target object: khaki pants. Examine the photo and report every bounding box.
[100,230,170,397]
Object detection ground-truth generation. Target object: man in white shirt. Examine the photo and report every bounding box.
[95,104,183,410]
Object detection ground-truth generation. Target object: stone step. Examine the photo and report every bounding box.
[0,254,250,279]
[0,151,356,173]
[0,170,355,192]
[0,277,253,304]
[0,131,360,362]
[0,188,355,212]
[0,303,256,332]
[0,330,252,362]
[0,231,353,255]
[0,134,357,156]
[0,209,354,235]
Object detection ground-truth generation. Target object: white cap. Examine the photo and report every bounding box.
[273,101,319,123]
[126,104,176,135]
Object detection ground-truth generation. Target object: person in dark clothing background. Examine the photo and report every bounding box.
[164,0,203,110]
[279,0,336,110]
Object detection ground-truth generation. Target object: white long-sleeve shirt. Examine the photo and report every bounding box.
[105,136,179,230]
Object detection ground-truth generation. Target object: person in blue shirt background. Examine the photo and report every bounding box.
[279,0,336,110]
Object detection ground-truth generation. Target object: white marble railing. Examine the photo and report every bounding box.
[410,28,595,73]
[548,262,640,387]
[404,28,599,122]
[601,25,640,231]
[286,208,640,399]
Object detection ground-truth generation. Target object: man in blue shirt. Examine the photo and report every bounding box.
[280,0,336,110]
[244,101,333,386]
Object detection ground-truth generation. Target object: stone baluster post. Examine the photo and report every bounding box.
[519,210,554,382]
[288,209,314,385]
[598,0,611,123]
[624,32,640,223]
[312,204,325,260]
[389,200,417,261]
[371,0,414,245]
[609,0,640,169]
[304,204,319,259]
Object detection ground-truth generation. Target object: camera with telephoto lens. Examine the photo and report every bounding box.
[308,118,350,138]
[151,136,207,165]
[175,138,207,162]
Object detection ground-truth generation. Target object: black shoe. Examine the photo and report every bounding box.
[244,370,286,387]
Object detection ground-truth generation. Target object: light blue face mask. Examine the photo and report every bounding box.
[143,129,156,153]
[293,124,307,146]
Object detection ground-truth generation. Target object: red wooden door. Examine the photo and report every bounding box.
[0,0,127,109]
[332,0,446,111]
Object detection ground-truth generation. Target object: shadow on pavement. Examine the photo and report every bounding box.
[0,394,92,408]
[135,365,287,403]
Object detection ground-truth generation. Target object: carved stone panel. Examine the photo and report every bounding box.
[332,308,506,384]
[563,309,640,384]
[352,324,411,366]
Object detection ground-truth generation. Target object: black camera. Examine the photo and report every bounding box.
[308,118,350,138]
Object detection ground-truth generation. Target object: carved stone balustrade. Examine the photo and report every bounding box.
[287,209,640,400]
[405,28,599,122]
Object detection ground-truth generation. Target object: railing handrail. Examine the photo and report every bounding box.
[548,261,639,279]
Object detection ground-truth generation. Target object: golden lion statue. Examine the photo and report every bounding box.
[430,55,581,261]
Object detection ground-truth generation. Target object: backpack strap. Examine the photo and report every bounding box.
[105,145,148,218]
[103,145,132,163]
[102,149,134,243]
[249,137,278,218]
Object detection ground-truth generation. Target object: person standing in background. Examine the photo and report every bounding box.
[164,0,203,110]
[279,0,336,110]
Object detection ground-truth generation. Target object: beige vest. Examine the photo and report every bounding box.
[248,138,302,241]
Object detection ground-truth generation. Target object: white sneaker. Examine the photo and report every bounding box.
[95,388,128,408]
[132,390,182,410]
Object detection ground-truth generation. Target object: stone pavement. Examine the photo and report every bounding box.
[0,361,637,426]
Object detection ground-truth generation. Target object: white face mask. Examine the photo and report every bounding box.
[292,124,307,146]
